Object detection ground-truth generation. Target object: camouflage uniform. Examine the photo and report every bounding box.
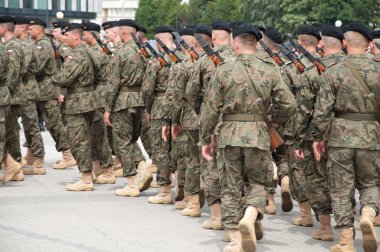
[313,54,380,229]
[201,54,296,229]
[374,53,380,62]
[0,42,10,162]
[52,44,97,173]
[87,42,113,168]
[19,36,45,158]
[34,35,70,153]
[57,42,71,126]
[4,37,24,162]
[106,41,145,177]
[142,53,172,186]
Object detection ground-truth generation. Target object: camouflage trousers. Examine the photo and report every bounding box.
[90,109,113,168]
[267,144,290,195]
[150,119,172,186]
[218,146,269,229]
[5,105,21,162]
[328,147,380,229]
[37,99,70,152]
[172,130,200,195]
[133,110,152,164]
[21,100,45,157]
[67,112,94,173]
[111,108,142,177]
[201,151,221,206]
[0,105,9,162]
[60,99,67,126]
[288,144,309,203]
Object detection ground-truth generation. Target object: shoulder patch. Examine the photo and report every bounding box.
[67,55,73,60]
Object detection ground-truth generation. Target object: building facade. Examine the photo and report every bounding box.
[99,0,138,23]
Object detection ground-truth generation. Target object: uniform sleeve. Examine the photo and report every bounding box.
[142,60,159,114]
[186,62,203,114]
[35,41,52,76]
[105,54,121,112]
[51,52,83,87]
[200,59,216,96]
[21,42,33,76]
[5,47,23,93]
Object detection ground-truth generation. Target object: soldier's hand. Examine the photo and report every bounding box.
[57,95,64,104]
[294,149,305,161]
[162,125,170,142]
[104,112,112,126]
[202,145,213,161]
[312,141,325,161]
[171,125,182,140]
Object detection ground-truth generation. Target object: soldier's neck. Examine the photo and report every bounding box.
[2,32,15,42]
[324,48,341,55]
[19,32,28,40]
[347,48,366,55]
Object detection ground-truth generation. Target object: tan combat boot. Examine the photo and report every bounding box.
[239,206,258,252]
[92,160,103,181]
[255,221,264,240]
[182,194,201,217]
[115,176,140,197]
[95,165,116,184]
[113,158,123,177]
[331,227,355,252]
[53,150,76,169]
[222,231,231,242]
[312,214,333,241]
[150,172,160,188]
[22,148,34,167]
[223,229,243,252]
[138,163,156,192]
[292,201,314,227]
[148,185,173,204]
[360,205,378,252]
[175,193,189,210]
[66,172,94,191]
[203,203,223,230]
[281,175,293,212]
[2,154,22,183]
[373,204,380,227]
[23,156,46,175]
[11,170,24,181]
[137,160,146,174]
[264,193,276,215]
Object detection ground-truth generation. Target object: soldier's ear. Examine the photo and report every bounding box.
[342,39,347,49]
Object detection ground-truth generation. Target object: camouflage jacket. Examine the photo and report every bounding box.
[293,52,345,148]
[20,36,40,100]
[52,44,97,114]
[105,41,145,112]
[0,42,10,106]
[313,54,380,150]
[34,35,59,101]
[201,53,296,149]
[142,53,172,120]
[87,43,110,108]
[374,53,380,62]
[4,36,24,105]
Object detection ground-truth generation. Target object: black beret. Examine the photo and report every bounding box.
[257,26,266,33]
[232,21,261,40]
[61,23,82,34]
[345,22,372,41]
[154,25,173,35]
[212,20,231,33]
[321,25,345,42]
[29,18,47,28]
[372,30,380,39]
[194,25,212,37]
[137,24,147,34]
[14,16,30,25]
[265,27,283,44]
[82,22,100,32]
[296,25,321,40]
[179,27,195,36]
[0,16,15,24]
[102,21,119,30]
[119,19,139,30]
[52,20,68,29]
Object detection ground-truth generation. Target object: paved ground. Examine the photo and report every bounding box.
[1,131,379,252]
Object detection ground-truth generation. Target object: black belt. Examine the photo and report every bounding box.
[120,86,141,92]
[335,112,376,121]
[67,86,94,94]
[222,113,265,122]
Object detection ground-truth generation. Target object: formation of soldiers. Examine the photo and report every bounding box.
[0,14,379,252]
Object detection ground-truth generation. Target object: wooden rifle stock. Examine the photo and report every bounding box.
[270,126,284,150]
[210,54,223,66]
[188,49,199,62]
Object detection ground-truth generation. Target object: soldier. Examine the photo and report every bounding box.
[0,16,22,183]
[371,30,380,62]
[143,26,175,205]
[13,16,45,179]
[291,25,322,228]
[201,22,296,251]
[52,23,97,191]
[312,23,380,252]
[82,22,115,184]
[103,20,145,197]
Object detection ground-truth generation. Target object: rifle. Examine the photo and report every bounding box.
[174,39,181,52]
[145,42,169,68]
[48,36,64,63]
[289,40,326,74]
[259,40,285,66]
[172,32,199,62]
[194,33,224,66]
[316,47,324,57]
[131,32,150,59]
[91,31,112,56]
[280,45,305,74]
[155,37,182,63]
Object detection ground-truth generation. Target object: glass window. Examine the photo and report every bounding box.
[23,0,33,8]
[0,0,4,8]
[65,0,72,11]
[77,0,80,11]
[52,0,60,10]
[8,0,19,8]
[37,0,47,9]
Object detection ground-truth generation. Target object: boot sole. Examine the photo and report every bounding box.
[3,165,23,183]
[281,191,293,212]
[66,188,93,191]
[139,176,153,192]
[255,221,264,240]
[312,235,333,241]
[239,220,257,252]
[360,219,378,252]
